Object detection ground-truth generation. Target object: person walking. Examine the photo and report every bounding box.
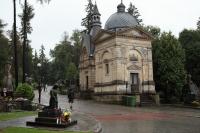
[37,83,42,104]
[68,88,74,110]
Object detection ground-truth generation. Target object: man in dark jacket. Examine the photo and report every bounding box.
[68,88,74,110]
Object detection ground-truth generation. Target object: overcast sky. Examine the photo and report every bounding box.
[0,0,200,58]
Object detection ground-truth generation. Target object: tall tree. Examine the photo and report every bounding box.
[70,29,82,68]
[153,32,186,103]
[39,45,46,64]
[179,29,200,87]
[197,17,200,30]
[32,50,39,82]
[66,62,78,80]
[81,0,94,33]
[38,45,49,85]
[0,19,7,36]
[13,0,18,88]
[0,19,9,86]
[50,32,74,81]
[12,0,51,86]
[127,2,142,25]
[19,1,35,82]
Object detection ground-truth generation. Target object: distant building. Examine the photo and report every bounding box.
[79,1,156,103]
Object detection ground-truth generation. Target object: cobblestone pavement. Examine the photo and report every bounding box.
[34,87,200,133]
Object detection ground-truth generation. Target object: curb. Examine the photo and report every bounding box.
[73,111,102,133]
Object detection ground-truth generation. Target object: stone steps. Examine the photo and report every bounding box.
[140,93,155,106]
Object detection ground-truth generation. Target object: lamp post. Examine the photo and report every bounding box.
[37,63,42,103]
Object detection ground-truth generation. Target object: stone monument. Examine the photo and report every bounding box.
[26,85,77,128]
[1,62,14,98]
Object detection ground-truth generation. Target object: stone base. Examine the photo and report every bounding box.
[80,90,93,100]
[93,94,124,104]
[26,120,77,128]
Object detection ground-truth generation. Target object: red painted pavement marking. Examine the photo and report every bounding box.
[93,112,174,121]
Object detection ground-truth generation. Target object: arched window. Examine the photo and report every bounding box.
[105,63,109,74]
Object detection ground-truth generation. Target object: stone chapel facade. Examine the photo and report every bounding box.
[79,1,156,103]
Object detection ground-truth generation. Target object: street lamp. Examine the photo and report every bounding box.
[37,63,42,104]
[37,63,41,68]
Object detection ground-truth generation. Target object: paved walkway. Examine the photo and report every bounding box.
[36,87,200,133]
[0,87,101,132]
[1,86,200,133]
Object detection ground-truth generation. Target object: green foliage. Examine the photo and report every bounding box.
[15,83,35,101]
[49,31,81,83]
[66,62,78,80]
[81,0,94,33]
[142,25,161,38]
[0,19,7,36]
[153,32,186,102]
[197,17,200,30]
[0,19,9,86]
[127,2,142,24]
[70,29,82,68]
[179,29,200,86]
[19,2,35,36]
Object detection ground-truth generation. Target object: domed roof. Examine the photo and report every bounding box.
[104,2,139,30]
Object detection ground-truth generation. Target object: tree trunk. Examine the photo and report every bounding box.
[13,0,18,88]
[22,0,27,83]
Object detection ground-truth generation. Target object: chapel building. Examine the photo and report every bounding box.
[79,1,156,103]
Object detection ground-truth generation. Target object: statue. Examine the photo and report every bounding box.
[49,85,58,108]
[1,62,14,98]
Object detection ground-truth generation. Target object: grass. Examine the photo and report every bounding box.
[0,127,91,133]
[0,111,37,121]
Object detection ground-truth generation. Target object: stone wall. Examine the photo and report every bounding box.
[94,28,155,95]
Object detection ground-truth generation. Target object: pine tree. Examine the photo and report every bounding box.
[197,17,200,30]
[127,2,142,25]
[81,0,94,33]
[19,0,35,82]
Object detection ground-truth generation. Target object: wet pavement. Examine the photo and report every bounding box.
[1,86,200,133]
[35,87,200,133]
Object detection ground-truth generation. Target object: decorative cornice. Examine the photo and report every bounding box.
[142,81,155,85]
[95,80,126,87]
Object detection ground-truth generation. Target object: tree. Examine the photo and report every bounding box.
[81,0,94,33]
[19,1,35,82]
[127,2,142,24]
[142,25,161,38]
[12,0,51,86]
[70,29,82,68]
[13,0,19,88]
[19,2,35,37]
[38,45,49,85]
[197,17,200,30]
[50,33,73,81]
[0,19,7,36]
[0,19,9,86]
[32,50,39,82]
[66,62,78,80]
[153,32,186,103]
[179,29,200,87]
[39,45,46,64]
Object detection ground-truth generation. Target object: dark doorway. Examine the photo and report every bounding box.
[130,73,139,94]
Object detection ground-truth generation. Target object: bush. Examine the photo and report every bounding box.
[15,83,35,101]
